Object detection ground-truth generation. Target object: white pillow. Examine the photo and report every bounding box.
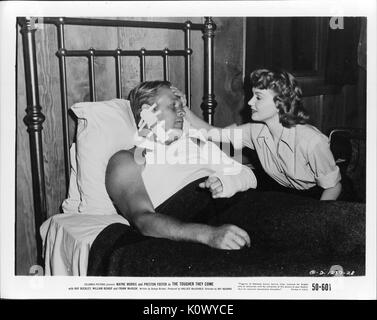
[66,99,137,215]
[61,143,81,213]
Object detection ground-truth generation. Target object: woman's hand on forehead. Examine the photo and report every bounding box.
[170,86,187,108]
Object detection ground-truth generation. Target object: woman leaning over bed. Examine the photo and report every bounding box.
[182,69,342,200]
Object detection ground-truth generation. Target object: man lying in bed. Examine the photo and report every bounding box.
[106,80,257,250]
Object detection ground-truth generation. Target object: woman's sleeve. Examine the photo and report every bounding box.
[206,123,254,150]
[307,138,342,189]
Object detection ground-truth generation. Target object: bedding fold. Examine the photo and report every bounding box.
[40,213,129,276]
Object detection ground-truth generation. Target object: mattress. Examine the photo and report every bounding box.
[40,213,129,276]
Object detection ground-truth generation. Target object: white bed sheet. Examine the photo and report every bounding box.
[40,213,129,276]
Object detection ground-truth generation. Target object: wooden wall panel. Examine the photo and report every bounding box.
[355,68,366,129]
[302,95,323,131]
[322,91,347,134]
[302,87,359,136]
[189,18,205,118]
[344,68,366,129]
[300,81,363,136]
[65,25,118,104]
[116,17,189,98]
[213,18,245,127]
[117,20,170,95]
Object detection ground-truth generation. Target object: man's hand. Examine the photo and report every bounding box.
[199,176,224,198]
[205,224,251,250]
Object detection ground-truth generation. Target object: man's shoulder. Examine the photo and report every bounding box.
[107,148,143,172]
[109,148,135,162]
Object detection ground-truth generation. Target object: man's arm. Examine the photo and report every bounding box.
[105,150,251,250]
[198,141,257,199]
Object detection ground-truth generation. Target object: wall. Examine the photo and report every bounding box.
[16,17,245,275]
[212,18,245,127]
[303,75,366,135]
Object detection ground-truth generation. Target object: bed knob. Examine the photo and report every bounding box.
[56,48,66,57]
[204,17,216,34]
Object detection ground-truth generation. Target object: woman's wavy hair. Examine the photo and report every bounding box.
[250,69,309,127]
[128,80,171,124]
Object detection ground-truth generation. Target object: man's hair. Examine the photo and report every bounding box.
[250,69,309,127]
[128,80,171,124]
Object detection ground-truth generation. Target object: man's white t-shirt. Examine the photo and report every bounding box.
[136,125,257,208]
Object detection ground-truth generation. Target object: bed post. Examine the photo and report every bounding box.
[56,17,71,190]
[201,17,217,125]
[19,17,47,266]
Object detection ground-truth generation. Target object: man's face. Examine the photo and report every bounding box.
[153,87,185,131]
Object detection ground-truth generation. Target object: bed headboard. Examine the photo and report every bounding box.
[17,16,217,265]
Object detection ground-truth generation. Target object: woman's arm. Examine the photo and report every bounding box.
[183,106,214,131]
[307,137,343,200]
[185,107,251,149]
[105,149,251,250]
[172,86,253,149]
[320,181,342,200]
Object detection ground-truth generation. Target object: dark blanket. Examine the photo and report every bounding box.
[87,191,365,277]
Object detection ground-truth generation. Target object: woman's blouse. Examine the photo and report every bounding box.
[209,122,341,190]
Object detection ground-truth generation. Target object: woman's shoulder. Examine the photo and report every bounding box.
[249,122,266,136]
[295,124,329,147]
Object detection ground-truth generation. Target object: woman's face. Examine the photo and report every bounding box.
[248,88,278,122]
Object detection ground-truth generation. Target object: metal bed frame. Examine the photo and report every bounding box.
[17,16,217,265]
